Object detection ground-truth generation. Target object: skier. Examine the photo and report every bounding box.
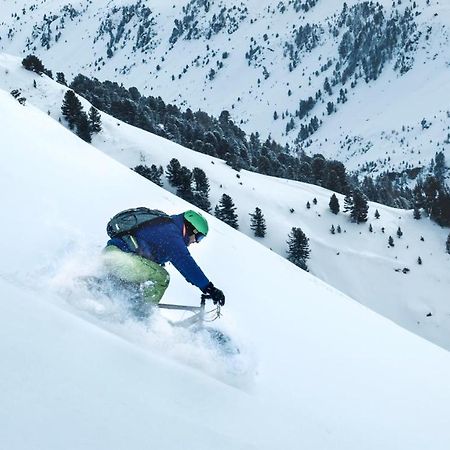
[102,209,225,315]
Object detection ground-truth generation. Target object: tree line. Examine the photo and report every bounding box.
[21,54,449,229]
[135,157,312,269]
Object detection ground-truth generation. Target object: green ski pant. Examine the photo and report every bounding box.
[102,245,170,304]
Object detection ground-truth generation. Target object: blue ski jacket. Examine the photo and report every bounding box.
[107,213,210,291]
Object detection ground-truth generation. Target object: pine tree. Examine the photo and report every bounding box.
[88,106,102,133]
[166,158,182,187]
[330,224,335,234]
[446,233,450,255]
[397,227,403,238]
[149,164,164,187]
[337,225,342,233]
[413,207,421,220]
[327,101,335,115]
[374,209,380,219]
[343,192,353,213]
[61,90,83,130]
[431,189,450,227]
[306,201,311,209]
[192,168,211,212]
[413,183,425,210]
[423,175,440,215]
[388,236,394,247]
[369,223,373,232]
[287,227,310,271]
[350,189,369,223]
[56,72,67,86]
[76,110,92,143]
[176,166,193,202]
[215,193,239,229]
[249,207,266,237]
[22,55,46,74]
[329,193,340,214]
[134,164,163,187]
[417,256,422,265]
[434,151,446,182]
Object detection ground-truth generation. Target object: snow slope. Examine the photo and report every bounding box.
[1,0,449,175]
[1,71,450,449]
[1,52,449,352]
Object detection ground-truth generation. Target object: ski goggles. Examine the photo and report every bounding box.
[194,231,205,243]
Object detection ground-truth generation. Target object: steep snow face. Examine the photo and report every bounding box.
[1,0,449,175]
[1,53,449,352]
[2,79,450,450]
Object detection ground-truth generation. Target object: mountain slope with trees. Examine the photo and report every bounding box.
[1,53,449,351]
[2,85,450,450]
[0,0,448,182]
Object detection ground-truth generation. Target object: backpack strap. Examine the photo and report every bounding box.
[122,234,140,252]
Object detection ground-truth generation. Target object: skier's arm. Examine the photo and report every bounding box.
[167,236,210,291]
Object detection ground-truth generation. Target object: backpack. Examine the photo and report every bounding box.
[106,207,172,250]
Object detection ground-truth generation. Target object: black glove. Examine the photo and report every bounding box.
[203,282,225,306]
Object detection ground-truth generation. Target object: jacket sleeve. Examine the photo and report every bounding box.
[166,234,210,291]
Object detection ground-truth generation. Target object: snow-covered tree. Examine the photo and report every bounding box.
[329,193,340,214]
[215,193,239,229]
[88,106,102,134]
[22,54,46,75]
[166,158,182,187]
[134,164,163,187]
[192,168,211,212]
[287,227,310,271]
[61,90,83,130]
[76,111,92,143]
[56,72,67,86]
[176,166,193,203]
[350,189,369,223]
[343,192,353,213]
[249,207,266,238]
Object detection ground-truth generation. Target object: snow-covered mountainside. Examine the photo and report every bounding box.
[1,0,449,176]
[2,71,450,450]
[1,53,449,353]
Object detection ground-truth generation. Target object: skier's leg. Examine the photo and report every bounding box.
[102,245,170,308]
[140,263,170,304]
[103,245,155,283]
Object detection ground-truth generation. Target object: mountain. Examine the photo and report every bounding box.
[2,69,450,450]
[1,0,449,178]
[1,52,449,355]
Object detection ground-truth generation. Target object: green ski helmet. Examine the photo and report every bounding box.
[184,210,209,238]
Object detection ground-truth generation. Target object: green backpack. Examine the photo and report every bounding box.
[107,207,172,250]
